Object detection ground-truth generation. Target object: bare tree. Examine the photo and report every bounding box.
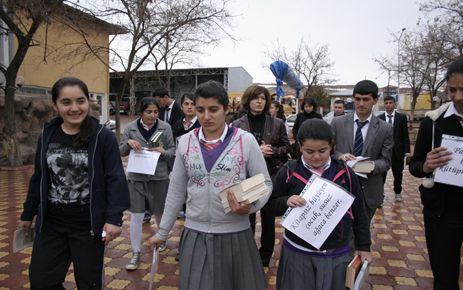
[0,0,65,166]
[66,0,232,138]
[420,0,463,56]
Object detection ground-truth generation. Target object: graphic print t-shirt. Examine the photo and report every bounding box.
[47,127,90,205]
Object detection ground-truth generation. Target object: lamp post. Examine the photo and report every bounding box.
[397,28,406,101]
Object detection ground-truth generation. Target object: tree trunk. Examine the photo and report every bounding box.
[410,91,418,122]
[2,72,21,166]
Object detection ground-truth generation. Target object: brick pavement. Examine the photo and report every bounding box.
[0,166,462,289]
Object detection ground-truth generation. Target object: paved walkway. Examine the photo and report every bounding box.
[0,166,460,289]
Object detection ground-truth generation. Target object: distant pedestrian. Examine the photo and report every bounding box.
[149,80,272,290]
[153,87,184,128]
[291,97,322,159]
[119,96,176,271]
[292,97,322,138]
[379,96,411,202]
[18,77,130,289]
[172,93,201,140]
[409,57,463,290]
[333,99,345,116]
[266,119,372,290]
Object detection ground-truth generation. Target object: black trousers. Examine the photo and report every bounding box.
[29,205,105,290]
[249,204,275,260]
[382,154,404,194]
[424,212,463,290]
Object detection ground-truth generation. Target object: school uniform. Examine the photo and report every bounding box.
[266,158,371,290]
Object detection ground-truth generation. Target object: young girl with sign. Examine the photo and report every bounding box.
[266,119,372,290]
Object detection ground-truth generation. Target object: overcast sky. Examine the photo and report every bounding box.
[196,0,423,87]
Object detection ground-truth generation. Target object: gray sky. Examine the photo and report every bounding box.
[198,0,423,87]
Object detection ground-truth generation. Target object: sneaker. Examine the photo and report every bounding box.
[125,252,141,271]
[395,194,403,202]
[143,212,151,223]
[158,242,167,252]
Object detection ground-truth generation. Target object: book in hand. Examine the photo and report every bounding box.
[13,226,35,253]
[352,160,375,174]
[345,255,369,289]
[219,174,268,213]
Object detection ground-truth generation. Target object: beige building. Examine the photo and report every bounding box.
[1,5,123,123]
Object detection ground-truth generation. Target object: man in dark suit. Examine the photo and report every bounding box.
[331,80,393,222]
[152,88,183,128]
[379,96,411,202]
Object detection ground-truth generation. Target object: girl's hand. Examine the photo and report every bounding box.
[102,223,122,246]
[227,190,251,215]
[152,144,165,156]
[287,195,306,208]
[356,250,373,263]
[18,220,32,236]
[127,139,142,151]
[423,146,452,173]
[148,235,165,250]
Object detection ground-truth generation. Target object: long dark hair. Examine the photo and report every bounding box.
[51,77,94,149]
[271,100,286,121]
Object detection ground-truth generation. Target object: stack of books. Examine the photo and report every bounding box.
[345,255,369,289]
[219,174,268,213]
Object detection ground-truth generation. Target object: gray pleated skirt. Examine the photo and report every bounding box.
[179,227,267,290]
[277,244,353,290]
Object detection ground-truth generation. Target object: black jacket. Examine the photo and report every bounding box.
[172,118,201,140]
[232,114,290,176]
[409,107,463,217]
[266,158,371,252]
[379,111,410,159]
[159,100,183,128]
[292,111,323,139]
[21,117,130,234]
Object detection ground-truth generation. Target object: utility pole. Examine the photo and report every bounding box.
[397,28,406,102]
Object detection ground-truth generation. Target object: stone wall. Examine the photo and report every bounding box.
[0,93,101,166]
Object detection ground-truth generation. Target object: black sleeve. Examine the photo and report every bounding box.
[102,130,130,226]
[409,117,433,178]
[292,114,301,139]
[349,168,371,251]
[21,136,42,221]
[402,114,411,154]
[265,165,292,216]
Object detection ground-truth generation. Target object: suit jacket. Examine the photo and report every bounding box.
[159,100,183,128]
[378,111,410,159]
[331,114,393,208]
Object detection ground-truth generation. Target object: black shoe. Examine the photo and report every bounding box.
[259,251,271,267]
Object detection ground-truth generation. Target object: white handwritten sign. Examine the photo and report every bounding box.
[127,149,161,175]
[281,175,355,249]
[434,134,463,187]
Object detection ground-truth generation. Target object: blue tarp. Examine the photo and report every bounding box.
[270,60,304,102]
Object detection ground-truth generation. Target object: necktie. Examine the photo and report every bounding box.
[165,107,171,122]
[387,115,393,124]
[353,120,368,156]
[183,120,192,130]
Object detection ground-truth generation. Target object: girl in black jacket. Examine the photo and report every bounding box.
[18,77,130,289]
